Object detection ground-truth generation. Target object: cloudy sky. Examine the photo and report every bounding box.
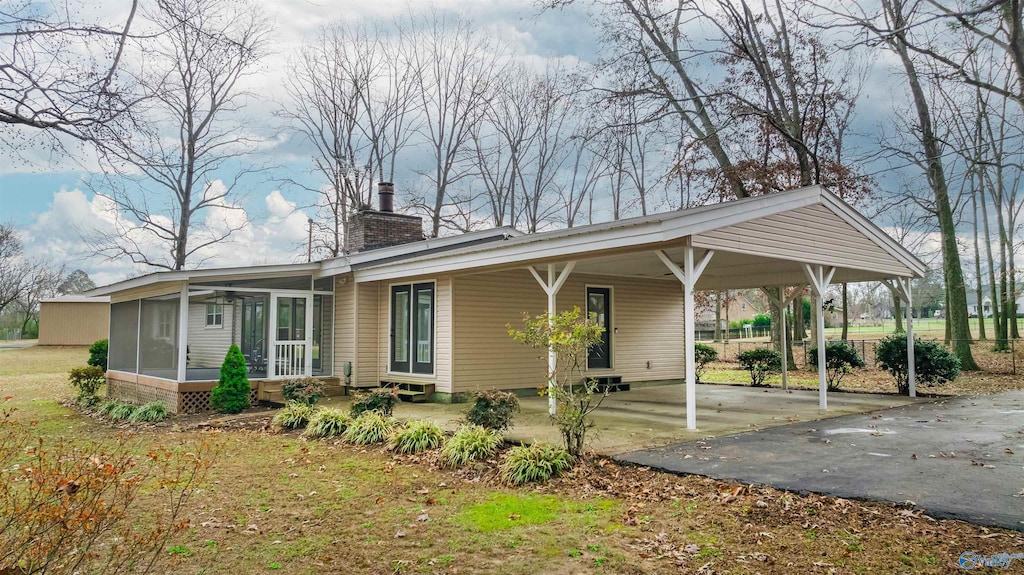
[0,0,929,287]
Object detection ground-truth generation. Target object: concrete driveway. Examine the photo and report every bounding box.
[617,391,1024,531]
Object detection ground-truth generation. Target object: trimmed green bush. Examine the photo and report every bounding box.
[282,378,325,406]
[465,389,519,432]
[211,344,250,414]
[87,339,108,371]
[440,425,502,468]
[500,443,575,485]
[68,365,106,407]
[876,335,961,396]
[737,348,781,387]
[342,410,398,445]
[129,401,169,423]
[273,401,316,430]
[303,408,352,439]
[808,342,866,391]
[694,343,718,384]
[108,402,136,421]
[350,388,399,417]
[390,420,446,454]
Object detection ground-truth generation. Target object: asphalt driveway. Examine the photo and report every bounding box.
[617,390,1024,531]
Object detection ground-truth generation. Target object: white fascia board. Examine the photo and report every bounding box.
[818,192,929,277]
[41,295,111,303]
[89,262,323,296]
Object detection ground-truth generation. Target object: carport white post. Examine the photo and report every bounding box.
[656,247,715,431]
[528,261,577,415]
[802,265,835,410]
[759,285,807,391]
[882,277,916,397]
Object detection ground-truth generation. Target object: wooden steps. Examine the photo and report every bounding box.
[257,378,345,405]
[593,375,629,393]
[381,381,435,403]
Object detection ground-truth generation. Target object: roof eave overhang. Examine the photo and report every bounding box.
[88,262,324,296]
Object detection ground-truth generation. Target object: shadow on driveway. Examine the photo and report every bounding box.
[617,391,1024,531]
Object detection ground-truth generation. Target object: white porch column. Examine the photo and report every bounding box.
[883,278,915,397]
[760,285,807,391]
[656,247,714,430]
[528,261,577,415]
[803,264,836,410]
[176,282,188,382]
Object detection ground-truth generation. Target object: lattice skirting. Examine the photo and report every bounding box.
[107,374,259,414]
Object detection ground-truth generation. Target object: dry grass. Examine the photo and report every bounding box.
[1,345,1022,574]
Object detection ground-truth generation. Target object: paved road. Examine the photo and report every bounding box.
[617,391,1024,531]
[0,342,34,349]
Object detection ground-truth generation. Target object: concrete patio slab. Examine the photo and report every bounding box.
[617,391,1024,531]
[322,383,917,455]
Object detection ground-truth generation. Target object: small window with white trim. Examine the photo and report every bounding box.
[206,303,223,328]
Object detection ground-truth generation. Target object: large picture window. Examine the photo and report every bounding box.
[390,282,434,374]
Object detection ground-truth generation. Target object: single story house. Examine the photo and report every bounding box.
[38,295,110,346]
[967,289,1023,318]
[87,184,928,429]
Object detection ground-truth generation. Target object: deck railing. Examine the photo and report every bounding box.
[274,342,306,378]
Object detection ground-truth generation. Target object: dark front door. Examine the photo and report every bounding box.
[587,287,611,369]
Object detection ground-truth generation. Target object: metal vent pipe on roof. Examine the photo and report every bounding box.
[378,182,394,212]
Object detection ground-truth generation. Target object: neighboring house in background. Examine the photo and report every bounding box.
[697,290,764,329]
[967,289,1023,317]
[38,296,111,346]
[87,185,927,424]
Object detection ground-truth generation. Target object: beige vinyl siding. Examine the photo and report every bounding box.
[186,301,235,368]
[355,282,380,387]
[38,302,110,345]
[333,275,355,380]
[451,269,685,393]
[692,205,911,276]
[373,275,453,392]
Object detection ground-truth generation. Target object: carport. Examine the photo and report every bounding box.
[358,185,928,429]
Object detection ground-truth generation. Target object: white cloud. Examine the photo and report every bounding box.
[22,184,312,287]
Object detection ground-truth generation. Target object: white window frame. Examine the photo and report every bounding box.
[205,303,223,328]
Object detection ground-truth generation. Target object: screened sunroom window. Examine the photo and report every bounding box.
[390,282,433,374]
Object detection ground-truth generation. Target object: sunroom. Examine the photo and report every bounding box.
[100,265,336,412]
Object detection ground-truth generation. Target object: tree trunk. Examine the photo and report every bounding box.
[980,180,1003,349]
[714,291,722,341]
[971,190,986,339]
[893,295,904,333]
[841,283,849,341]
[885,0,978,369]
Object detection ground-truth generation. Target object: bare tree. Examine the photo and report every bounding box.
[407,10,504,237]
[0,224,29,314]
[0,0,139,144]
[89,0,271,271]
[284,20,418,257]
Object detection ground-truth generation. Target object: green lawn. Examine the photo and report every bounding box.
[1,345,1021,574]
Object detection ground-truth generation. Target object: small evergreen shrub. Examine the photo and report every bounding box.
[108,402,137,421]
[440,425,502,468]
[211,344,250,414]
[303,408,352,439]
[390,420,446,454]
[272,401,316,430]
[500,443,575,485]
[349,388,399,417]
[87,339,108,371]
[128,401,169,423]
[876,335,961,396]
[465,389,519,431]
[694,343,719,384]
[69,365,106,407]
[342,410,398,445]
[282,378,325,406]
[737,348,781,387]
[808,342,866,391]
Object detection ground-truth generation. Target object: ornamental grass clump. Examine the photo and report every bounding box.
[302,408,352,439]
[342,410,398,445]
[500,443,575,485]
[389,420,446,454]
[128,401,168,423]
[108,402,136,421]
[440,425,502,468]
[273,401,316,430]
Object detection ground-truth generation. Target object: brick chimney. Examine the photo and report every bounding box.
[347,182,424,252]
